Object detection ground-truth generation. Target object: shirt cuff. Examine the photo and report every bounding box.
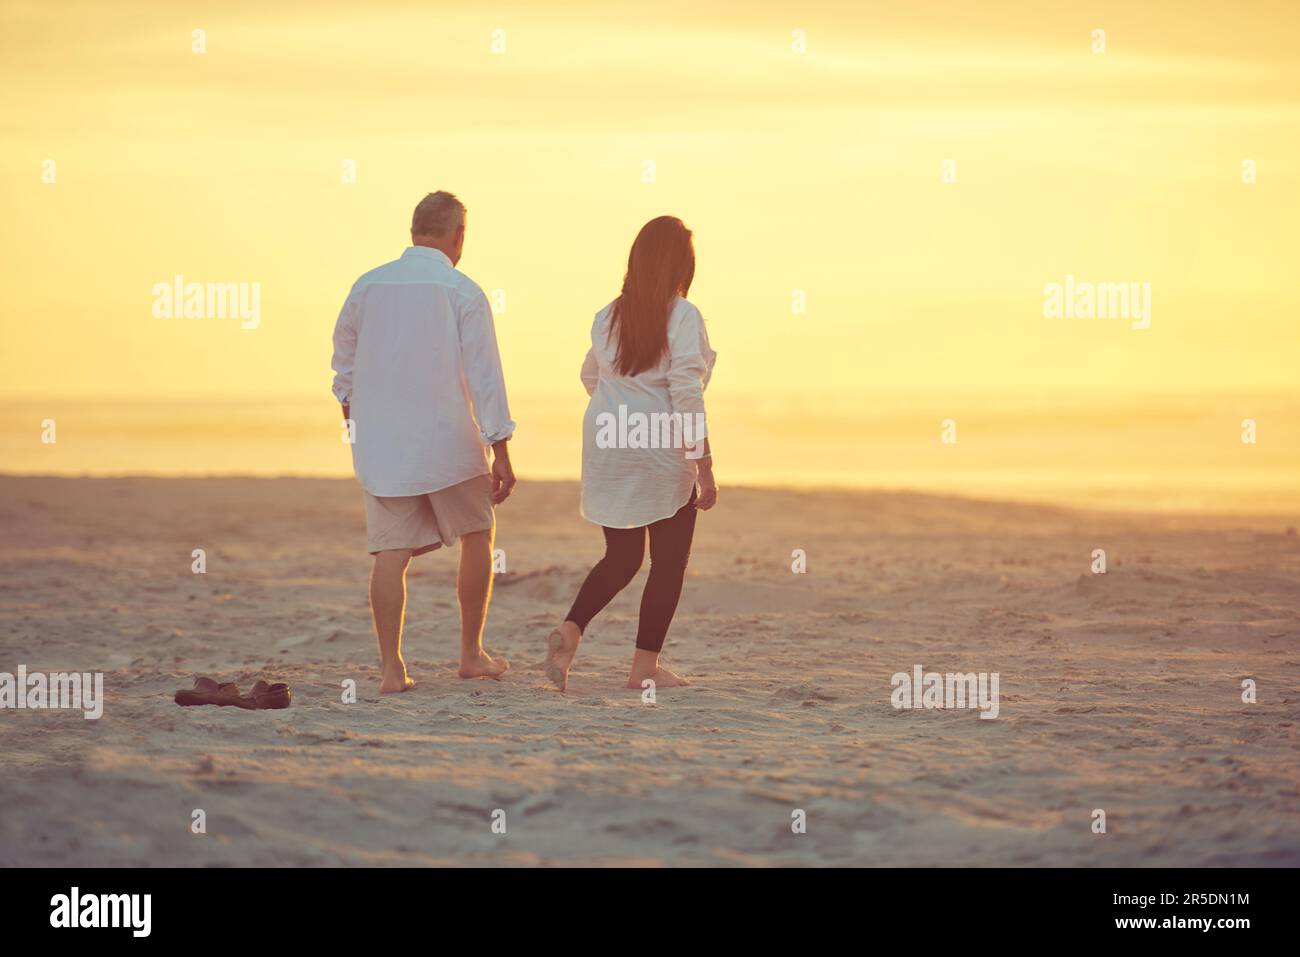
[481,419,516,444]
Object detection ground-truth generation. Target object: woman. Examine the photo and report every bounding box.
[544,215,718,691]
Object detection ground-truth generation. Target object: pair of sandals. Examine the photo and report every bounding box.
[175,676,292,710]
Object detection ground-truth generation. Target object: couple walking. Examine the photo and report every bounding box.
[330,191,717,694]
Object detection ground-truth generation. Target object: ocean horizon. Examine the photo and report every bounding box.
[5,391,1298,515]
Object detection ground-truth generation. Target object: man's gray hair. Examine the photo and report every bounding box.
[411,190,466,238]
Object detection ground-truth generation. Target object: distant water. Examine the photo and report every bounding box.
[4,393,1298,515]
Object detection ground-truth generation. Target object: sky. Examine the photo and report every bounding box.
[2,0,1297,409]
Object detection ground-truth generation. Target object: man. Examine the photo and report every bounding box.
[331,191,515,692]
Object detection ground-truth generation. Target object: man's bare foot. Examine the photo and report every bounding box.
[543,622,582,691]
[626,650,691,689]
[459,650,509,679]
[380,669,415,693]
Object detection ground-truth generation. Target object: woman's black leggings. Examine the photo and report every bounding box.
[564,490,698,653]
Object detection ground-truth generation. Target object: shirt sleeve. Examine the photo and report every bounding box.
[666,303,715,438]
[330,286,359,404]
[458,287,516,444]
[580,347,599,396]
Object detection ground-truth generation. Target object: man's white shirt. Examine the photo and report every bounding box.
[331,246,514,497]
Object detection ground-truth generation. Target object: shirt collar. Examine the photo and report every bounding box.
[402,245,452,267]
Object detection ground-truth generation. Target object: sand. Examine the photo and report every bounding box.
[1,475,1297,866]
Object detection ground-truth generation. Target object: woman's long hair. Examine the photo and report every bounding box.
[608,216,695,376]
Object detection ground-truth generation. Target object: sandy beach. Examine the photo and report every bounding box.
[1,475,1297,867]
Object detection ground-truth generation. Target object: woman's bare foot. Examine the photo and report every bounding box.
[543,621,582,691]
[380,663,415,694]
[459,649,510,679]
[625,665,691,689]
[626,650,691,689]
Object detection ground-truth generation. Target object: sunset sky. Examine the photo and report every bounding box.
[2,1,1299,501]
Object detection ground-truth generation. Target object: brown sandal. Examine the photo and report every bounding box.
[174,676,291,710]
[175,676,255,709]
[248,679,292,710]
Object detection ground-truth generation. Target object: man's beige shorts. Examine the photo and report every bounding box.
[363,474,494,556]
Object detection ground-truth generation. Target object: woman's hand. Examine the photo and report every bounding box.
[696,463,718,511]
